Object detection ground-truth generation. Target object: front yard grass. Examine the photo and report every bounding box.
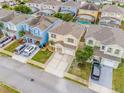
[32,49,53,64]
[4,40,20,53]
[0,82,20,93]
[113,59,124,93]
[68,60,92,81]
[120,21,124,30]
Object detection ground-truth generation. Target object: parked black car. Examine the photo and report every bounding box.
[91,60,101,80]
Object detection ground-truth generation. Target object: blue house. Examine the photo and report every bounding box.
[17,16,60,47]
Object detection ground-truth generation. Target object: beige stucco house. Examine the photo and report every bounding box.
[77,2,100,23]
[99,5,124,27]
[49,22,86,56]
[85,25,124,68]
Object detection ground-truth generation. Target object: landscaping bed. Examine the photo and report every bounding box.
[0,82,20,93]
[68,60,92,81]
[32,49,53,64]
[4,40,21,53]
[113,59,124,93]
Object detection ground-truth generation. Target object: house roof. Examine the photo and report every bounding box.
[55,41,76,49]
[62,1,80,8]
[28,0,47,4]
[43,0,62,6]
[10,14,29,24]
[80,2,99,11]
[101,5,124,14]
[26,16,58,31]
[50,22,86,40]
[0,9,14,21]
[85,25,124,48]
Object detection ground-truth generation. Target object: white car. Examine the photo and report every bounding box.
[0,37,13,48]
[15,44,27,55]
[22,45,37,57]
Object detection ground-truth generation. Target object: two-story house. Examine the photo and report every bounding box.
[85,25,124,68]
[17,16,61,47]
[77,2,100,24]
[99,5,124,28]
[40,0,62,16]
[49,22,86,56]
[60,1,80,16]
[3,13,30,38]
[26,0,62,16]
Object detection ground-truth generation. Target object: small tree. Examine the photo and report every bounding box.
[14,5,32,14]
[2,4,9,9]
[62,13,73,22]
[19,30,25,37]
[76,46,93,66]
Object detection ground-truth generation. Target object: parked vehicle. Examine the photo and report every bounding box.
[15,44,27,55]
[91,59,101,80]
[0,37,13,48]
[22,45,37,57]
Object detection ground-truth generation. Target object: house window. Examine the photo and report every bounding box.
[102,46,105,50]
[107,48,112,53]
[114,49,120,55]
[88,40,93,45]
[51,34,56,38]
[68,38,74,43]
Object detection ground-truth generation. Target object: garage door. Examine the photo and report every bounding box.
[101,58,119,68]
[64,48,75,56]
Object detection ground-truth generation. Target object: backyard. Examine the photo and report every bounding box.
[113,59,124,93]
[0,82,20,93]
[32,49,53,64]
[4,40,21,53]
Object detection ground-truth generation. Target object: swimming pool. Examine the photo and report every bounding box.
[78,20,91,24]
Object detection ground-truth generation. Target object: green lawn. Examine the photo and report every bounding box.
[4,40,20,53]
[68,60,91,81]
[113,59,124,93]
[120,21,124,30]
[32,49,53,64]
[0,82,20,93]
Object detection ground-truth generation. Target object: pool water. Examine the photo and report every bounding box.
[78,20,91,24]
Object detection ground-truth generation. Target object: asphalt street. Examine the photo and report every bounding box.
[0,56,96,93]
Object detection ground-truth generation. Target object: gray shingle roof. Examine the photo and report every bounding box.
[50,22,86,40]
[10,14,29,24]
[85,25,124,48]
[101,5,124,14]
[80,2,99,11]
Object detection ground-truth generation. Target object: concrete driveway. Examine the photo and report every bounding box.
[45,52,73,77]
[89,65,113,93]
[12,45,40,63]
[0,56,96,93]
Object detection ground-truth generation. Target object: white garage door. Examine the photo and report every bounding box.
[101,58,119,68]
[64,48,75,56]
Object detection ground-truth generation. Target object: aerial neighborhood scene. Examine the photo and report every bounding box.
[0,0,124,93]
